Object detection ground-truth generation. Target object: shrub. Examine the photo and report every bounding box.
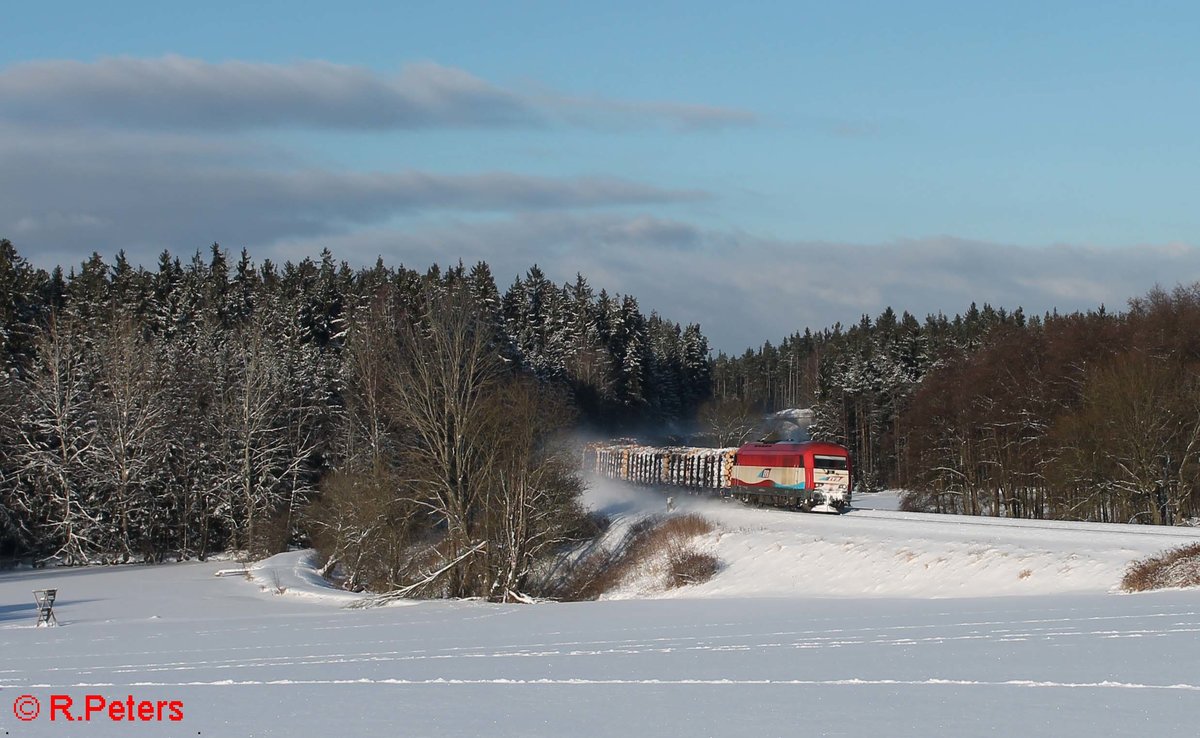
[1121,543,1200,592]
[899,489,937,513]
[558,513,719,599]
[248,509,294,560]
[656,513,715,539]
[570,511,613,541]
[558,548,625,601]
[667,550,720,588]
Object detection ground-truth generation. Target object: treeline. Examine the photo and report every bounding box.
[715,289,1200,524]
[904,289,1200,524]
[0,240,711,570]
[712,304,1025,489]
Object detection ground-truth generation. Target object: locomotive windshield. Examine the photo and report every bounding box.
[813,455,848,470]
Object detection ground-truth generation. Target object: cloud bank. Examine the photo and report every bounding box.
[0,127,703,263]
[0,56,755,132]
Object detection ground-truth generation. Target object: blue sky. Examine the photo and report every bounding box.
[3,1,1199,350]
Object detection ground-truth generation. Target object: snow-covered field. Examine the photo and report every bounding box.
[3,481,1200,737]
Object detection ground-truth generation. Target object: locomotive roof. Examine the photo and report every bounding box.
[736,441,849,456]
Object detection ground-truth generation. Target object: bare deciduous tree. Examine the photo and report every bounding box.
[12,316,98,564]
[327,282,588,604]
[209,314,319,553]
[386,284,503,597]
[477,377,586,601]
[1052,353,1200,524]
[90,317,172,560]
[697,396,761,447]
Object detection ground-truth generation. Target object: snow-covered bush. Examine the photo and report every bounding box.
[666,549,720,588]
[1121,543,1200,591]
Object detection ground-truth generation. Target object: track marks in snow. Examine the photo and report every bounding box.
[30,677,1200,692]
[10,611,1199,685]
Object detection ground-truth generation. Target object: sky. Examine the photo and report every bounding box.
[3,1,1200,352]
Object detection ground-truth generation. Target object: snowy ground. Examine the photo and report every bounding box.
[3,482,1200,737]
[598,480,1200,599]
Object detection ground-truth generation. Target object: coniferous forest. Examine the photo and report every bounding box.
[0,240,709,587]
[3,237,1200,587]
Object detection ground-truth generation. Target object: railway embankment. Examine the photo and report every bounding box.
[584,478,1200,600]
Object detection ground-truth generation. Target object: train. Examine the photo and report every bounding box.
[587,439,853,513]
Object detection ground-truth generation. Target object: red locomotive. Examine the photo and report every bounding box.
[729,441,852,512]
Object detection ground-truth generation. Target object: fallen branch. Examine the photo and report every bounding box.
[346,541,487,608]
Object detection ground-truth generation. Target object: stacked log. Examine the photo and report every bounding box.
[586,443,736,490]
